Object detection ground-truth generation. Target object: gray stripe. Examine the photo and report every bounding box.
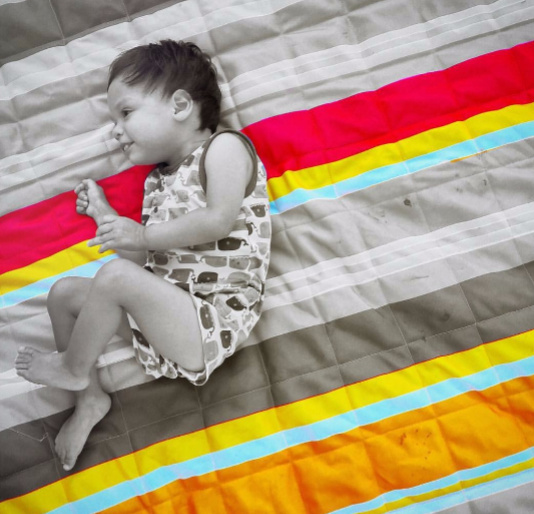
[436,479,534,514]
[0,0,188,66]
[0,0,64,65]
[252,224,534,340]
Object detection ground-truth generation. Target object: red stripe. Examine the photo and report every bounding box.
[243,40,534,179]
[0,166,151,276]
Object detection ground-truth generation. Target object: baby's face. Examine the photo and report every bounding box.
[108,78,178,166]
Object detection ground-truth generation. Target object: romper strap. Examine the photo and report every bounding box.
[198,129,259,197]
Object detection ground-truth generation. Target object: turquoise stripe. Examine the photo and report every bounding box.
[0,254,116,309]
[329,450,534,514]
[270,121,534,215]
[49,356,534,514]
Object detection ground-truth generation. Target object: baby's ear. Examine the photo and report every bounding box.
[171,89,193,120]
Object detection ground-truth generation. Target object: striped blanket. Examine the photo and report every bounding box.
[1,0,534,512]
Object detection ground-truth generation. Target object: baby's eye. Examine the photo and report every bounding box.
[122,109,132,118]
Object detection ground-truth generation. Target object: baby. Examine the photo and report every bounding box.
[15,40,271,471]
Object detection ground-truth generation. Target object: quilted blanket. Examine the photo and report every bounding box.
[1,0,534,512]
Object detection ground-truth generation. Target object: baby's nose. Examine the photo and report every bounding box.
[111,123,123,140]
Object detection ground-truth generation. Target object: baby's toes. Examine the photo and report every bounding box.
[62,453,76,471]
[15,357,30,368]
[16,348,33,363]
[55,443,71,471]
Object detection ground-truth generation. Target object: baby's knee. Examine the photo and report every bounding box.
[48,277,77,305]
[47,277,88,315]
[93,258,135,293]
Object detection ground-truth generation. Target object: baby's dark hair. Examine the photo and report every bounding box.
[108,40,221,133]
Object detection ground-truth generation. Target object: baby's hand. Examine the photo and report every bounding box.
[75,179,116,226]
[88,215,147,253]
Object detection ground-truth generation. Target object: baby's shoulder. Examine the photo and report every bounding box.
[206,131,251,157]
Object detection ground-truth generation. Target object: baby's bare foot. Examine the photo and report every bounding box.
[15,347,89,391]
[55,388,111,471]
[76,179,117,225]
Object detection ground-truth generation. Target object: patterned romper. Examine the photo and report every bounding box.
[127,130,271,386]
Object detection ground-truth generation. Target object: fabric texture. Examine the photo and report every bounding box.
[1,0,534,513]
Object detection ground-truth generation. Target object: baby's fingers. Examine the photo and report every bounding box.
[87,237,106,252]
[79,190,88,200]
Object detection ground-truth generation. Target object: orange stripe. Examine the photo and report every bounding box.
[102,375,534,514]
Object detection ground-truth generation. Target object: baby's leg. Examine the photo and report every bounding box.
[46,277,129,470]
[17,259,203,389]
[62,259,204,374]
[52,365,111,471]
[48,277,93,353]
[40,263,202,469]
[47,276,131,352]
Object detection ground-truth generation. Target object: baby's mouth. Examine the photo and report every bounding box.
[121,142,132,152]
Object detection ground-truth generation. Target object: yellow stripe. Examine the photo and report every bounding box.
[267,102,534,201]
[4,330,533,513]
[359,456,534,514]
[0,242,114,296]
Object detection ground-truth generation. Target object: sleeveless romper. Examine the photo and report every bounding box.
[127,130,271,385]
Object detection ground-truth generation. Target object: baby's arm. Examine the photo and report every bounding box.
[144,132,253,249]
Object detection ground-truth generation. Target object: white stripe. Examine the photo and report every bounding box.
[0,125,111,172]
[0,0,26,6]
[1,0,523,98]
[0,345,146,432]
[0,126,126,191]
[266,202,534,294]
[264,205,534,310]
[223,0,525,94]
[266,217,534,310]
[0,369,43,400]
[0,0,305,98]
